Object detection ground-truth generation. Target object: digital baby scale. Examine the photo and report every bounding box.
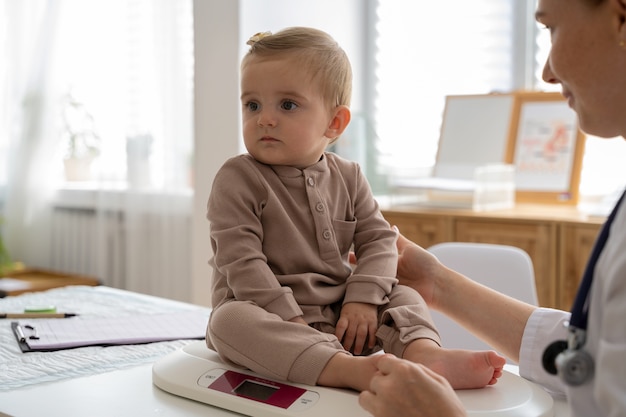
[152,341,555,417]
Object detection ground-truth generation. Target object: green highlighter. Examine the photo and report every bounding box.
[24,305,57,314]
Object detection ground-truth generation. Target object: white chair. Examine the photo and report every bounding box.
[426,242,538,362]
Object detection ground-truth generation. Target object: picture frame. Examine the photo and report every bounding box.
[505,91,586,205]
[434,93,515,180]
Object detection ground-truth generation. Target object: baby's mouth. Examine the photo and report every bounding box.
[260,136,279,142]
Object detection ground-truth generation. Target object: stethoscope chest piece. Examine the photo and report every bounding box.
[555,347,595,386]
[542,327,595,386]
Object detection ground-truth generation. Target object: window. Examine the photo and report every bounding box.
[370,0,626,200]
[0,1,195,297]
[373,0,523,186]
[61,0,193,188]
[533,13,626,198]
[1,0,194,191]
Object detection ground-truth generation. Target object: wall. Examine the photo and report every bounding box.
[191,0,241,305]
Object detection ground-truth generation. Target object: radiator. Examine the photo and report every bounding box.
[50,206,192,302]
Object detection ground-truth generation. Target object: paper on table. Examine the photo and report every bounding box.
[12,310,208,352]
[0,278,32,293]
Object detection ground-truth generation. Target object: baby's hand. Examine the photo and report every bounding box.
[335,302,378,355]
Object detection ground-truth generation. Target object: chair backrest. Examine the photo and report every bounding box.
[426,242,538,361]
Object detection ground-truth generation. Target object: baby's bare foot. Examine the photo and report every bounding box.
[403,339,506,390]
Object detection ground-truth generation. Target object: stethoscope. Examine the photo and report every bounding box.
[542,190,625,386]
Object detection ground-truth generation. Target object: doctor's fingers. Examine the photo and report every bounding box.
[359,372,421,417]
[362,356,410,402]
[358,383,404,417]
[381,360,455,395]
[374,354,412,375]
[362,358,466,417]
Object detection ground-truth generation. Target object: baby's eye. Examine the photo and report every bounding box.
[281,100,298,111]
[246,101,260,112]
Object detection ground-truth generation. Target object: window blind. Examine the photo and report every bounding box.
[373,0,517,186]
[370,0,626,200]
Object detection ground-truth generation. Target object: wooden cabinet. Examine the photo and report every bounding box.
[380,211,453,249]
[382,204,603,310]
[0,268,100,297]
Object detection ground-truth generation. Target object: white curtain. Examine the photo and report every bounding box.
[1,0,62,269]
[1,0,195,302]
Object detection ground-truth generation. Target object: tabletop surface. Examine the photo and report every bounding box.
[0,286,571,417]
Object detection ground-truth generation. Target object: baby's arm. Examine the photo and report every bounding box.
[335,302,378,355]
[289,316,308,326]
[208,157,302,320]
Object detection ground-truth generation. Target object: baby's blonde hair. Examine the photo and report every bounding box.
[242,27,352,111]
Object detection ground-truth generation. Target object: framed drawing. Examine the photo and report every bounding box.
[505,91,586,205]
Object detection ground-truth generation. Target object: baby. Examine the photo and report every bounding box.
[206,26,505,391]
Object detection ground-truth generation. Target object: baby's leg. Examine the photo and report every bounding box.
[379,285,505,389]
[208,300,343,385]
[402,338,505,389]
[317,352,383,392]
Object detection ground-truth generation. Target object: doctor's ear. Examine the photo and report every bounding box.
[325,105,351,139]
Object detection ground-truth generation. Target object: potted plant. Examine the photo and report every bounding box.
[61,92,101,181]
[0,217,23,276]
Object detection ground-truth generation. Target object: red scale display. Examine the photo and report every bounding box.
[208,370,307,409]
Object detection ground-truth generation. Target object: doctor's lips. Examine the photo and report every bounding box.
[561,90,574,107]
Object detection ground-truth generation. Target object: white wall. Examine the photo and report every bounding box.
[191,0,241,305]
[191,0,367,306]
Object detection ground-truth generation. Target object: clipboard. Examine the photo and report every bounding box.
[11,311,208,353]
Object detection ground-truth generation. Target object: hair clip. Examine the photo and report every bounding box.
[247,31,272,46]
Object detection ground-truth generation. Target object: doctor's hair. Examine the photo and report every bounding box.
[242,26,353,111]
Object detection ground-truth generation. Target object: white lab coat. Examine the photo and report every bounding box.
[518,198,626,417]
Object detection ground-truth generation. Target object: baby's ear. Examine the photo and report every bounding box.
[614,0,626,32]
[326,105,351,139]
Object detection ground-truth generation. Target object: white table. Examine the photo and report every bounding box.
[0,286,571,417]
[0,361,571,417]
[0,362,238,417]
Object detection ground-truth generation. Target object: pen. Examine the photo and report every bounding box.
[0,313,77,319]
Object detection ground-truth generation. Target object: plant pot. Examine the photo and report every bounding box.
[64,157,94,181]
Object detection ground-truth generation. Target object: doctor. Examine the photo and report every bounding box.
[359,0,626,416]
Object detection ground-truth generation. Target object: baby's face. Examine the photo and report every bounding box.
[240,56,333,168]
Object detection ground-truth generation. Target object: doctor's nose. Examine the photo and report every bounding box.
[542,57,559,85]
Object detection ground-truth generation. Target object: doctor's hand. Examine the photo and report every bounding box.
[335,302,378,355]
[359,355,467,417]
[396,232,443,308]
[350,230,442,308]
